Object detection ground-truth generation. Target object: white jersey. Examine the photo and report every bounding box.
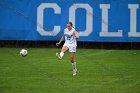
[64,27,76,45]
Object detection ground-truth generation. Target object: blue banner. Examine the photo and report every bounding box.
[0,0,140,42]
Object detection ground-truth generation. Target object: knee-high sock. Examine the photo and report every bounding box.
[72,62,76,70]
[60,52,64,58]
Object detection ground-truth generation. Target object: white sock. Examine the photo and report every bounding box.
[72,62,76,70]
[60,52,64,58]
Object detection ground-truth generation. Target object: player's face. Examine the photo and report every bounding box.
[67,24,72,30]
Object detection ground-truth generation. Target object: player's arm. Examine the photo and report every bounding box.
[73,30,79,39]
[56,35,65,46]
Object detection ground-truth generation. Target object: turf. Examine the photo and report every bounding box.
[0,48,140,93]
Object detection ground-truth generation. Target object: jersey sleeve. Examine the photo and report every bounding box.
[72,28,75,34]
[64,29,66,35]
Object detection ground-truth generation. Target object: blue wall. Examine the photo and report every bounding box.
[0,0,140,42]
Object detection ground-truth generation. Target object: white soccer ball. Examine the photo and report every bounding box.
[20,49,28,57]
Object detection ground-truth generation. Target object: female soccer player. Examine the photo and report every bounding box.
[56,22,79,76]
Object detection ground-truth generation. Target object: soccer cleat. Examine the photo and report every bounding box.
[73,69,77,76]
[56,53,62,60]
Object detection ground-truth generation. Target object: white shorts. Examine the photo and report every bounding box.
[63,43,77,52]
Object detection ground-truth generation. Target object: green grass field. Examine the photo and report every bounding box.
[0,48,140,93]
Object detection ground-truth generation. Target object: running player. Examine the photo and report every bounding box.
[56,22,79,76]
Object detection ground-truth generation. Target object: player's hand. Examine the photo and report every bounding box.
[56,42,60,46]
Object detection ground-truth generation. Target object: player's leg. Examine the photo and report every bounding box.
[56,46,68,59]
[70,52,77,76]
[60,46,68,58]
[69,45,77,76]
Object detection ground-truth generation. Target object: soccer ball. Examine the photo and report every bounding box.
[20,49,28,57]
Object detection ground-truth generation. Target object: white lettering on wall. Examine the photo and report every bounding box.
[69,4,93,36]
[128,4,140,37]
[99,4,123,37]
[37,3,61,36]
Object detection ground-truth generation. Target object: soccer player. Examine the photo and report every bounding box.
[56,22,79,76]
